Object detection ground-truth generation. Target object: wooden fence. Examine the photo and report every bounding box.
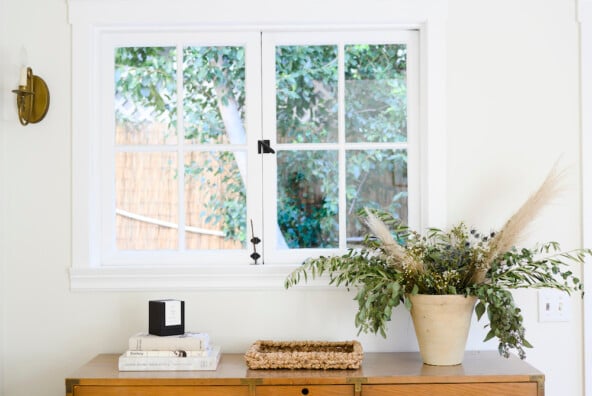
[115,124,242,250]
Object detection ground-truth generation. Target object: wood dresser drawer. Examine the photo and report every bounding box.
[364,383,538,396]
[73,385,249,396]
[256,385,354,396]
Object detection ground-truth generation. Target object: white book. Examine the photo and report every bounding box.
[124,347,213,357]
[128,332,209,351]
[118,346,221,371]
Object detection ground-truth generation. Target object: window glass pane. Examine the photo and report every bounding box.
[344,44,407,143]
[115,47,178,145]
[183,46,246,145]
[346,149,408,247]
[277,150,339,249]
[185,151,246,249]
[116,152,178,250]
[275,45,338,144]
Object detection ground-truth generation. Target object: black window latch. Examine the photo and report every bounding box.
[258,140,275,154]
[249,220,262,265]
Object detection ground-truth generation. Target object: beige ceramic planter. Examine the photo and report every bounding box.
[409,294,477,366]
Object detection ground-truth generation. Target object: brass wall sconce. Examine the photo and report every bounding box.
[11,67,50,126]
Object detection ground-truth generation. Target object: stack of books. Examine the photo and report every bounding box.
[118,332,221,371]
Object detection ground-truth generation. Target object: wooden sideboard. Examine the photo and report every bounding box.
[66,351,544,396]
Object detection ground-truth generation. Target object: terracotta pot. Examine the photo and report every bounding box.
[409,294,477,366]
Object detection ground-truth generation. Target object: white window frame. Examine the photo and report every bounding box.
[68,0,448,291]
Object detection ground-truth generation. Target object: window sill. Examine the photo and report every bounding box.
[68,265,331,291]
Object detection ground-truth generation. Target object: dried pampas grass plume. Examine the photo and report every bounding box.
[364,209,424,273]
[471,164,566,284]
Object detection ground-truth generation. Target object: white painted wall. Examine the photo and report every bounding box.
[0,0,585,395]
[1,0,10,391]
[0,83,5,396]
[580,0,592,394]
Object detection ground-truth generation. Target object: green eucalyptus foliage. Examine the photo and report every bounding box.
[285,211,588,359]
[285,245,408,338]
[471,243,585,359]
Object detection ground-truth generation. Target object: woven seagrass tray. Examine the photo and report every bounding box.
[244,340,363,370]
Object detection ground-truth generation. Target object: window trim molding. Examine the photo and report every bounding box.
[68,0,448,291]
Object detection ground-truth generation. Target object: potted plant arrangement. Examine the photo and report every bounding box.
[284,167,589,365]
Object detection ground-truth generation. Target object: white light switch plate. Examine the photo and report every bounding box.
[538,289,571,322]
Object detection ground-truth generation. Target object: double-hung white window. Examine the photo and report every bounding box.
[69,0,447,290]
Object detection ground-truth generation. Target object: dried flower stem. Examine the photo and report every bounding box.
[471,165,565,284]
[364,209,424,273]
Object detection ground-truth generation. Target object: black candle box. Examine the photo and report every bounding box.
[149,299,185,336]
